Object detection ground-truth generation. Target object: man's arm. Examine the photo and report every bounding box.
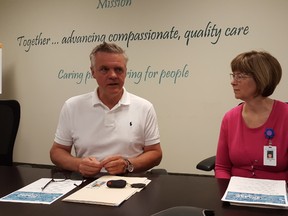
[130,143,162,172]
[50,142,102,176]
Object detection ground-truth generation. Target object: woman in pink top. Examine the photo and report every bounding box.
[215,50,288,180]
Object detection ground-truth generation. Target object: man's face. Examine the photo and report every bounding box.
[91,52,127,99]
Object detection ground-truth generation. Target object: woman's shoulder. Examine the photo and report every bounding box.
[274,100,288,112]
[225,103,243,117]
[275,100,288,105]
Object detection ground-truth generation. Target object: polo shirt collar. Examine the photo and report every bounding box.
[119,88,130,106]
[92,87,130,107]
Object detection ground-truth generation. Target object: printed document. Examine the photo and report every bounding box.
[0,178,82,204]
[222,176,288,208]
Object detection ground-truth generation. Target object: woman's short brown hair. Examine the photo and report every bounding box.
[231,50,282,97]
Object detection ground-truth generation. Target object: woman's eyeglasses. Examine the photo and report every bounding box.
[41,171,84,191]
[230,73,251,81]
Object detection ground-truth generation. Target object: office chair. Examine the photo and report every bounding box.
[0,100,21,166]
[196,156,216,172]
[151,206,214,216]
[149,168,168,175]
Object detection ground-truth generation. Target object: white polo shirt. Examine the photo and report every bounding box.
[54,88,160,161]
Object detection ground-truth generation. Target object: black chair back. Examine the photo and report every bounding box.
[0,100,20,166]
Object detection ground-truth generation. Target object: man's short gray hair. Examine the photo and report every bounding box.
[90,42,128,68]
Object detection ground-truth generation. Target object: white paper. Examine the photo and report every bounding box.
[63,175,151,206]
[0,178,82,204]
[222,176,288,207]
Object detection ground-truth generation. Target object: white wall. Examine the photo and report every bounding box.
[0,0,287,174]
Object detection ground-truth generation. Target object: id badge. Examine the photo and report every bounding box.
[263,146,277,166]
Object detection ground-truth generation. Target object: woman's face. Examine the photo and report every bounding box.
[230,71,257,101]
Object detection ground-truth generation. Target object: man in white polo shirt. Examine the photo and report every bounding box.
[50,42,162,177]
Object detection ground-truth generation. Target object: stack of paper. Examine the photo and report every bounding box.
[222,176,288,208]
[63,175,151,206]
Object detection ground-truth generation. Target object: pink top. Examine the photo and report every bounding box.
[215,100,288,180]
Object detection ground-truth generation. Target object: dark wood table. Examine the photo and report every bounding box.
[0,166,287,216]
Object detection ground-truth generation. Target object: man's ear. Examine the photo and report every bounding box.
[90,67,95,78]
